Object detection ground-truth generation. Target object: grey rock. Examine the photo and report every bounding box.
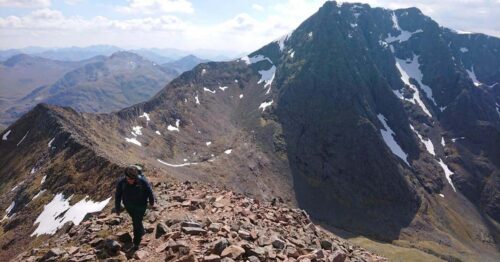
[212,238,230,255]
[155,222,169,238]
[182,226,206,235]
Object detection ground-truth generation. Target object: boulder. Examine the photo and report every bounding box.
[156,222,169,238]
[212,238,230,255]
[182,227,206,235]
[329,250,347,262]
[271,238,286,249]
[181,221,203,228]
[208,223,223,232]
[134,250,148,260]
[104,239,122,256]
[117,232,132,243]
[203,254,221,262]
[40,248,65,261]
[321,240,333,250]
[221,245,245,259]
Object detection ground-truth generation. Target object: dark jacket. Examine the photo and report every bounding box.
[115,176,155,210]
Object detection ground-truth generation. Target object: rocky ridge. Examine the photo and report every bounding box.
[13,181,385,262]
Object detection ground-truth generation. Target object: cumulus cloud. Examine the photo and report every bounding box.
[116,0,194,15]
[0,0,498,52]
[0,0,50,8]
[341,0,500,36]
[64,0,83,5]
[252,4,264,11]
[0,8,186,31]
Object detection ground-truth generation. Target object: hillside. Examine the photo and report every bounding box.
[0,54,103,114]
[10,181,386,261]
[1,52,178,126]
[0,2,499,261]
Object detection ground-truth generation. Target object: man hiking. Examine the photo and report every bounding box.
[115,165,155,250]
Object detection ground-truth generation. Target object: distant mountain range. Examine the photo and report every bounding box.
[0,45,239,63]
[0,52,209,127]
[162,55,210,74]
[0,2,499,261]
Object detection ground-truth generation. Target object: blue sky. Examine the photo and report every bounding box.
[0,0,499,54]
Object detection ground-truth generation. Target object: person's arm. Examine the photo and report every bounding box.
[141,178,155,206]
[115,178,123,213]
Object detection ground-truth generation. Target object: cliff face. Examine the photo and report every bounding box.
[1,1,499,261]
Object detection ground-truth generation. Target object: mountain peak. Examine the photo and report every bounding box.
[109,51,145,61]
[3,54,43,67]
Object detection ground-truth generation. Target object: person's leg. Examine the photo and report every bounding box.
[129,205,147,248]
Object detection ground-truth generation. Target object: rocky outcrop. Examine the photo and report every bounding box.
[13,181,386,262]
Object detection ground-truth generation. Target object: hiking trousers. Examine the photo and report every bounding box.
[124,204,147,246]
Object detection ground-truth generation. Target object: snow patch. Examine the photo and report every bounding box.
[125,137,142,146]
[219,86,228,91]
[16,130,29,146]
[201,68,207,75]
[241,54,272,65]
[410,125,435,156]
[224,149,232,155]
[259,100,274,112]
[2,201,15,220]
[451,137,465,142]
[459,47,468,53]
[258,65,276,89]
[441,137,446,147]
[377,114,410,166]
[31,193,111,236]
[31,167,36,174]
[439,194,445,198]
[48,137,55,148]
[239,94,244,99]
[32,190,46,200]
[2,130,11,141]
[155,130,161,136]
[167,119,181,132]
[438,159,457,192]
[308,32,313,39]
[275,32,292,51]
[139,112,150,121]
[157,159,198,167]
[466,66,481,87]
[41,175,47,184]
[385,12,423,43]
[206,141,212,146]
[132,126,143,136]
[195,95,200,104]
[393,55,434,117]
[203,87,216,94]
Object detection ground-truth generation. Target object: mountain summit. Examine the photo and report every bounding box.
[0,2,499,261]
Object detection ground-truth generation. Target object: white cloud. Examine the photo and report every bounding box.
[0,0,498,53]
[252,3,264,11]
[340,0,500,36]
[116,0,194,15]
[0,0,50,8]
[64,0,83,5]
[0,8,186,31]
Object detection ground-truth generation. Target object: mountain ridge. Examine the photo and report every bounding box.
[1,1,499,261]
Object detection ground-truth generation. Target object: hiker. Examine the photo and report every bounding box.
[114,165,155,250]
